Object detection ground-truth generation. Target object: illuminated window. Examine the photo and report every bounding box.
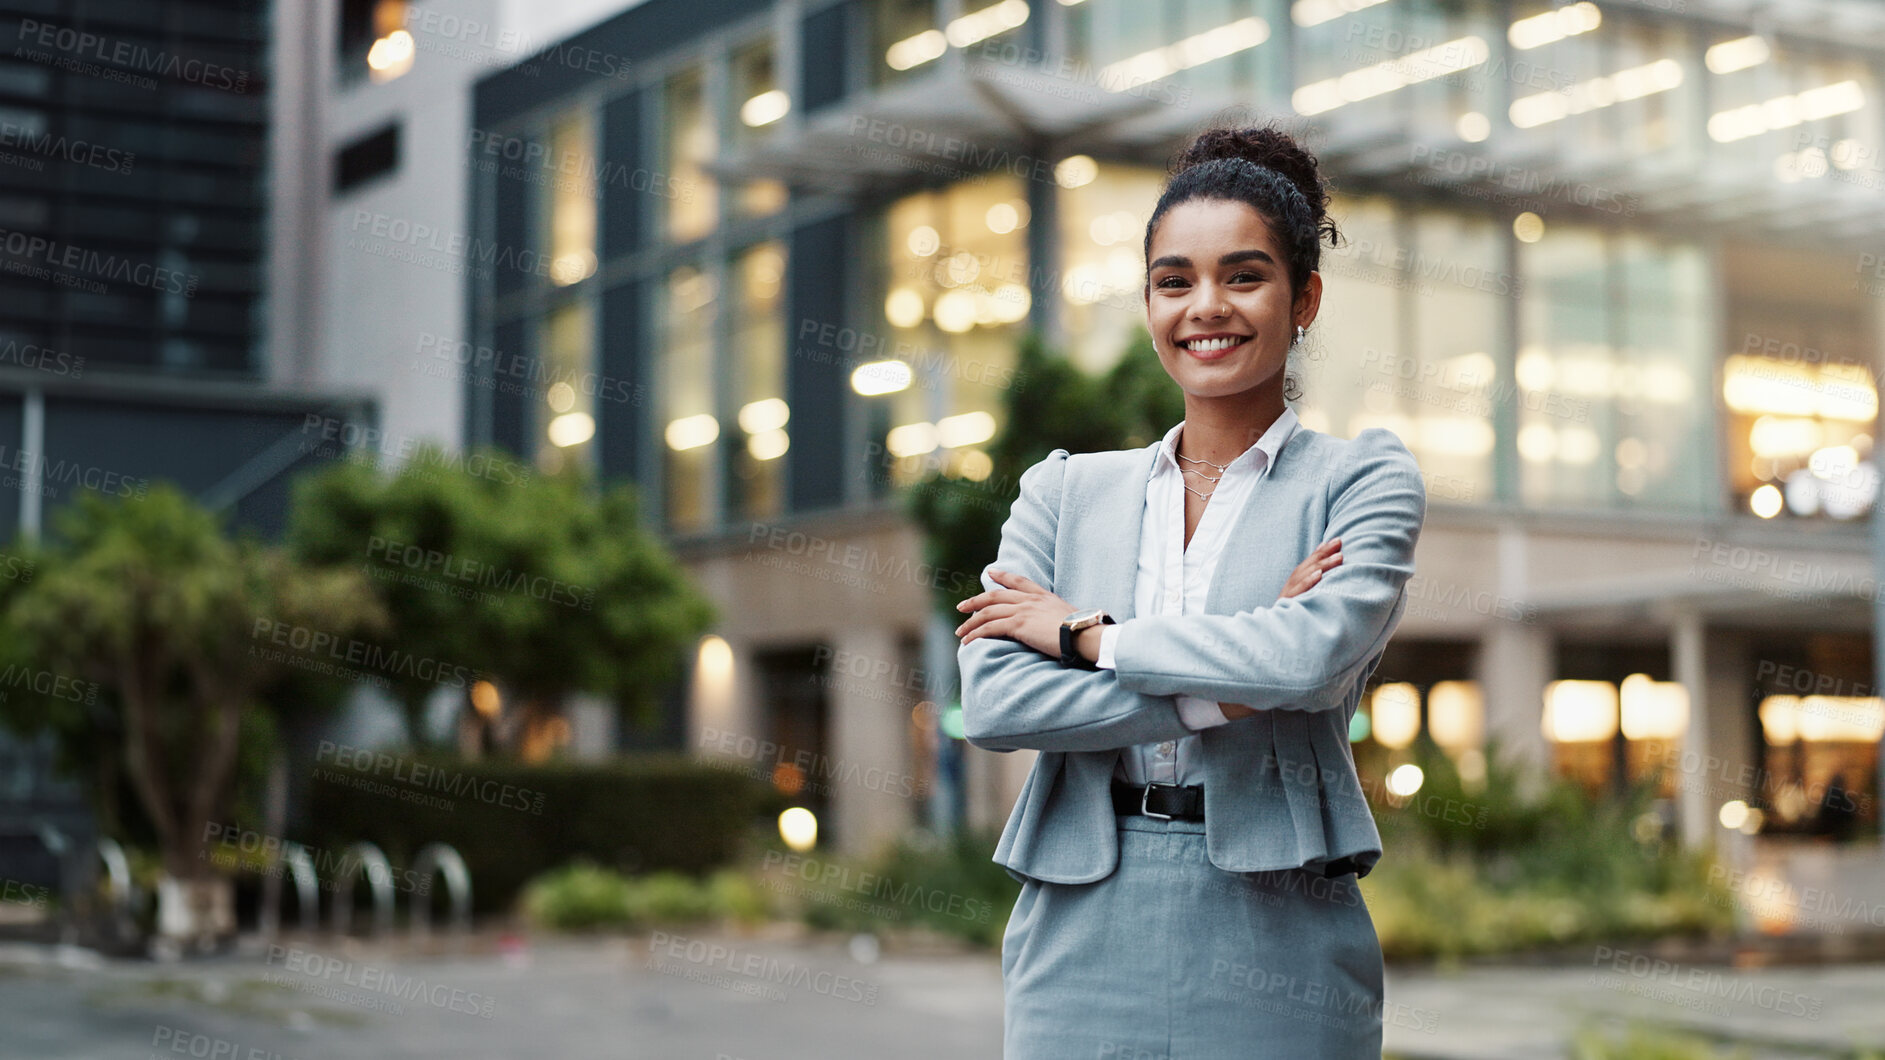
[731,38,788,218]
[1065,0,1270,102]
[732,242,788,520]
[547,110,598,287]
[1753,636,1881,841]
[665,65,717,245]
[661,264,718,531]
[1517,223,1711,510]
[871,179,1027,491]
[536,301,595,474]
[874,0,939,86]
[1057,161,1163,375]
[1299,195,1497,503]
[1723,243,1879,520]
[339,0,412,84]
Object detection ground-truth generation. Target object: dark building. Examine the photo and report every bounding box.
[0,0,368,890]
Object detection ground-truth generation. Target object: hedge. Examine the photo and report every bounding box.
[302,752,770,915]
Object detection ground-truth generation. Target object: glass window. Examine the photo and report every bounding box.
[1056,161,1163,375]
[872,177,1028,489]
[338,0,412,85]
[1515,222,1608,508]
[536,301,596,474]
[1400,0,1502,144]
[1405,210,1502,502]
[1517,222,1712,511]
[664,65,717,245]
[730,37,788,218]
[1300,197,1500,503]
[1752,632,1881,846]
[547,109,598,287]
[1504,1,1610,154]
[731,241,787,520]
[1707,39,1873,180]
[872,0,937,89]
[1293,0,1490,127]
[1614,233,1709,509]
[660,264,719,531]
[1295,194,1402,434]
[1722,243,1878,521]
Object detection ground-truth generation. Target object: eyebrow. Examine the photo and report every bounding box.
[1148,248,1278,273]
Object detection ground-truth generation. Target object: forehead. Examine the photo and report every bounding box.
[1148,197,1282,260]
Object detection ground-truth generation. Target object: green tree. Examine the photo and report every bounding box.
[285,444,716,753]
[0,484,381,945]
[902,329,1185,622]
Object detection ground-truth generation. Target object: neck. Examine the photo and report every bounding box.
[1176,388,1289,467]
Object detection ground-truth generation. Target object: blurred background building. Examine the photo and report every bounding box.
[3,0,1883,916]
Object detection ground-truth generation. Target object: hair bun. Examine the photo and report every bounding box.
[1171,124,1339,250]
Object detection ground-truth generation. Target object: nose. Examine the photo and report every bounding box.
[1190,286,1230,320]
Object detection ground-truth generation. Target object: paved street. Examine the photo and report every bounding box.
[5,931,1885,1058]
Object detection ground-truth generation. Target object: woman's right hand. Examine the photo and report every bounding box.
[1278,538,1341,601]
[1218,539,1343,720]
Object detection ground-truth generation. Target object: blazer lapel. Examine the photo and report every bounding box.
[1079,423,1321,623]
[1202,423,1320,615]
[1083,441,1160,623]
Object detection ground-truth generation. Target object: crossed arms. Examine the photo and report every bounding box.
[957,430,1424,753]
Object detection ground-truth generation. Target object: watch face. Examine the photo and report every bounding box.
[1063,608,1103,627]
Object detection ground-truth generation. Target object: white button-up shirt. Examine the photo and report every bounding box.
[1096,407,1301,786]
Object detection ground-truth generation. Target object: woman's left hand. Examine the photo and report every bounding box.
[954,569,1078,659]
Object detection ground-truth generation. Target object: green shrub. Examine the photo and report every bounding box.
[522,862,638,931]
[305,753,769,914]
[1364,742,1734,961]
[1570,1023,1751,1060]
[770,829,1019,948]
[521,862,771,932]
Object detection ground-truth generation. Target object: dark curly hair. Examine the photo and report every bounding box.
[1142,122,1342,401]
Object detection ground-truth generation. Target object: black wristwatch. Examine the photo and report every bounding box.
[1059,609,1115,670]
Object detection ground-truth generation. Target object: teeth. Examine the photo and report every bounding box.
[1183,336,1245,352]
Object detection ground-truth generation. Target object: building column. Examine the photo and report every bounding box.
[826,626,917,860]
[1478,619,1551,792]
[1672,610,1711,846]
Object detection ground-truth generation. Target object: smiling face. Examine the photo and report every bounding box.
[1143,197,1320,403]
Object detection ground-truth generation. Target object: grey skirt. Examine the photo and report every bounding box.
[1000,814,1384,1059]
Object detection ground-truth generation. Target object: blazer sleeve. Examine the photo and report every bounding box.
[957,449,1197,753]
[1106,428,1426,711]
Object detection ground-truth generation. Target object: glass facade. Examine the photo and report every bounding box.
[659,263,718,532]
[1056,162,1164,375]
[467,0,1885,531]
[665,65,717,246]
[1298,195,1504,505]
[730,37,789,218]
[536,301,595,474]
[1516,222,1710,511]
[0,0,267,375]
[870,178,1029,488]
[730,241,787,520]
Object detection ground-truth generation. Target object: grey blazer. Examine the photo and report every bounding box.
[958,424,1426,885]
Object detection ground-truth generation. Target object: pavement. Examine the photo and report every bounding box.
[4,928,1885,1059]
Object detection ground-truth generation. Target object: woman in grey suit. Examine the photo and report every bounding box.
[954,122,1427,1058]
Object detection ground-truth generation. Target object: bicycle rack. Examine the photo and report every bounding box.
[409,842,472,939]
[328,840,395,938]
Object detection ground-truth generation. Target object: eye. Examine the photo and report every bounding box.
[1230,270,1261,283]
[1154,275,1187,288]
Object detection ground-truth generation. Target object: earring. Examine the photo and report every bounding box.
[1292,324,1305,347]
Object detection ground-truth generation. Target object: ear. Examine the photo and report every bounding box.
[1294,270,1323,331]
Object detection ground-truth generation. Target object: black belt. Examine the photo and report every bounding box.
[1112,780,1204,821]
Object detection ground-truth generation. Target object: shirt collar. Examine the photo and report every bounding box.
[1152,406,1300,481]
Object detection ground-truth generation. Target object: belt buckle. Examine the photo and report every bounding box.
[1140,782,1175,821]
